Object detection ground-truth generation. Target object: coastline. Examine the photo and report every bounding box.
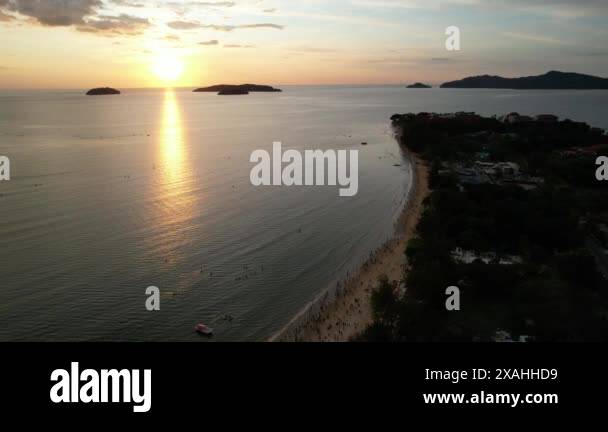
[271,146,430,342]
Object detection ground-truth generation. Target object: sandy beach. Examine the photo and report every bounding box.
[272,148,430,342]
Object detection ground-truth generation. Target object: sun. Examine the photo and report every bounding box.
[151,53,184,83]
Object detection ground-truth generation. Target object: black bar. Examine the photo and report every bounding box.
[3,343,605,420]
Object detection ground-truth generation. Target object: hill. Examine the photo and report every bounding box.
[441,71,608,89]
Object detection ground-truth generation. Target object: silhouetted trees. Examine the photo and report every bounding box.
[360,114,608,342]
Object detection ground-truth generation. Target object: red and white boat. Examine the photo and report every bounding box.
[195,323,214,336]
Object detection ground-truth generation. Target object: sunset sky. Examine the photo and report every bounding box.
[1,0,607,88]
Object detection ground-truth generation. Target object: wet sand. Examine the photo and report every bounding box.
[271,149,429,342]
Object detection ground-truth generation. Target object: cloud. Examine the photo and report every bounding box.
[167,20,284,32]
[0,9,13,21]
[0,0,102,26]
[0,0,149,35]
[238,23,284,30]
[189,1,235,6]
[362,54,454,66]
[0,1,281,39]
[202,23,284,31]
[78,13,150,35]
[164,1,235,13]
[502,32,569,45]
[351,0,608,17]
[167,20,201,30]
[111,0,145,7]
[574,50,608,57]
[199,39,219,45]
[481,0,608,12]
[471,0,608,18]
[224,44,255,48]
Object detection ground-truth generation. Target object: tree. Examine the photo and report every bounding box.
[371,275,399,326]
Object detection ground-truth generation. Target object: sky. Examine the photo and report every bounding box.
[0,0,607,88]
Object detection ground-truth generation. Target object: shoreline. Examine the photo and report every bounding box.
[271,146,430,342]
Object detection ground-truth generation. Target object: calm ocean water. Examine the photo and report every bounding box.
[1,86,607,341]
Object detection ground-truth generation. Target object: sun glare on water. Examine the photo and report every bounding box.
[151,53,184,83]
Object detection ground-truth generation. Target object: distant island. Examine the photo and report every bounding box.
[441,71,608,89]
[86,87,121,96]
[219,88,250,96]
[407,82,432,89]
[194,84,282,95]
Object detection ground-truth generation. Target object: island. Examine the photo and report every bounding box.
[218,88,250,96]
[86,87,121,96]
[193,84,282,95]
[407,82,432,89]
[440,71,608,89]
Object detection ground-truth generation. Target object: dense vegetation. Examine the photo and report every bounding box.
[359,114,608,342]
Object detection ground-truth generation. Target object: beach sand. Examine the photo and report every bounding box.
[272,149,429,342]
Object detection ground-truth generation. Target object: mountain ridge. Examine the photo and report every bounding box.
[441,71,608,89]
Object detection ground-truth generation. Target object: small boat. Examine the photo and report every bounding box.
[195,323,214,336]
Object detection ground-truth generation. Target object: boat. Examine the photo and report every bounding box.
[195,323,214,336]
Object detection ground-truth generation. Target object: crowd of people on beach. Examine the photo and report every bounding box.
[278,232,407,342]
[275,153,427,343]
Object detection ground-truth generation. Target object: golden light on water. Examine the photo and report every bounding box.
[154,89,197,242]
[149,89,195,272]
[160,89,185,183]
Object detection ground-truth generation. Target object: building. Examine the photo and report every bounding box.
[496,162,520,177]
[451,248,523,265]
[474,161,520,177]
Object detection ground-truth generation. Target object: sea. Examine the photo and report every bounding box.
[1,86,607,341]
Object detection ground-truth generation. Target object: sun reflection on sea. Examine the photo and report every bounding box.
[160,89,186,184]
[152,89,197,268]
